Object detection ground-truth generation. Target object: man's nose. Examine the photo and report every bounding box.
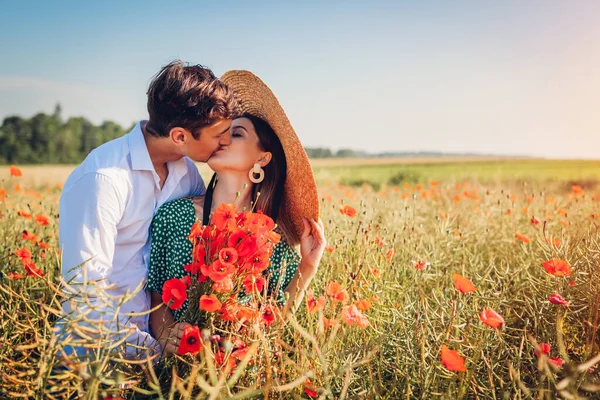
[220,131,232,146]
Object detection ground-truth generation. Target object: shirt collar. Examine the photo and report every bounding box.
[128,121,155,172]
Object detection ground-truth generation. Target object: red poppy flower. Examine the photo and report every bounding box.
[24,261,44,277]
[261,305,275,325]
[242,275,266,294]
[192,245,207,264]
[22,230,38,243]
[231,345,249,361]
[219,247,238,266]
[161,278,187,310]
[38,241,51,249]
[340,205,357,217]
[530,217,541,226]
[411,260,430,270]
[177,325,202,355]
[545,237,561,247]
[212,203,238,232]
[306,289,326,313]
[515,233,530,243]
[200,294,222,312]
[326,281,349,303]
[341,304,369,328]
[9,165,22,177]
[200,260,235,283]
[236,236,260,259]
[535,343,551,357]
[212,277,234,293]
[305,387,318,398]
[479,308,505,329]
[324,246,335,253]
[245,251,270,275]
[228,228,249,248]
[14,248,32,260]
[355,298,372,311]
[17,209,32,219]
[541,258,571,277]
[440,345,466,372]
[453,273,476,294]
[548,293,569,306]
[549,357,565,368]
[183,261,204,275]
[35,214,50,226]
[569,281,576,287]
[180,275,191,287]
[7,272,24,280]
[187,220,203,241]
[385,249,396,261]
[245,212,275,235]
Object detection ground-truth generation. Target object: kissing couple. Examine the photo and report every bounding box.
[57,61,326,359]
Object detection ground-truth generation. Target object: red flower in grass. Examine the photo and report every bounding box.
[385,249,396,261]
[326,281,349,303]
[515,233,530,243]
[24,261,44,277]
[542,258,571,277]
[17,209,32,219]
[9,165,22,177]
[453,273,476,294]
[412,260,430,270]
[161,278,187,310]
[440,345,466,372]
[340,205,357,217]
[479,308,505,329]
[242,275,266,294]
[7,272,25,280]
[530,217,541,226]
[200,294,222,312]
[22,230,38,243]
[14,248,32,260]
[177,325,202,355]
[261,305,276,325]
[245,251,271,275]
[38,241,51,249]
[212,203,238,232]
[218,247,238,266]
[306,289,326,314]
[535,343,551,357]
[355,298,372,311]
[548,293,569,307]
[35,214,51,226]
[341,304,369,328]
[550,357,565,368]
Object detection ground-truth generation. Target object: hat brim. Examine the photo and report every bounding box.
[221,70,319,240]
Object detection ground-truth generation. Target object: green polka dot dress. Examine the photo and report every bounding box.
[146,197,300,321]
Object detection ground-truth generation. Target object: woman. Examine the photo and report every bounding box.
[147,70,326,356]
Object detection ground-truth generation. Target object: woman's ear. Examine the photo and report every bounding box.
[258,152,272,167]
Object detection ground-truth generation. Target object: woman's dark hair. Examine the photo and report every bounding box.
[241,114,298,245]
[145,60,238,139]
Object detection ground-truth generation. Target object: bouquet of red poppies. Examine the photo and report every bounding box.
[160,203,282,356]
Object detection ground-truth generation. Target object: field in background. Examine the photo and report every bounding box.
[2,159,600,398]
[3,158,600,188]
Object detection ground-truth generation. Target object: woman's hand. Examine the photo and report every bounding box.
[299,217,326,274]
[160,321,192,356]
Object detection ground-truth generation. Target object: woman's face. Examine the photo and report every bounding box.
[207,117,270,174]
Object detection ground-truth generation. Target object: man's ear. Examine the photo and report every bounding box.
[169,127,189,144]
[258,152,272,167]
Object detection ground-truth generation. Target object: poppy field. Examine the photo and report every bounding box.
[1,160,600,399]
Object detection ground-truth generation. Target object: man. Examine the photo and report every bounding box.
[58,60,238,358]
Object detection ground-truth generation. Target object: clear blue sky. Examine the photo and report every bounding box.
[1,1,599,158]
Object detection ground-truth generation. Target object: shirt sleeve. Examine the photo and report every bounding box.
[59,172,160,358]
[59,172,124,286]
[146,208,169,293]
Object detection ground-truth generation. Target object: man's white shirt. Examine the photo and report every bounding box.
[59,121,204,357]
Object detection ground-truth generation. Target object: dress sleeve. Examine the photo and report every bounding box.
[267,240,301,305]
[146,206,169,293]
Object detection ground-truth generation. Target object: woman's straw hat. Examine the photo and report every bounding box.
[221,70,319,239]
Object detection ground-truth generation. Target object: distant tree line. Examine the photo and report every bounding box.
[0,105,369,164]
[0,105,130,164]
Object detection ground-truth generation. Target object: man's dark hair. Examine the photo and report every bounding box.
[146,60,238,139]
